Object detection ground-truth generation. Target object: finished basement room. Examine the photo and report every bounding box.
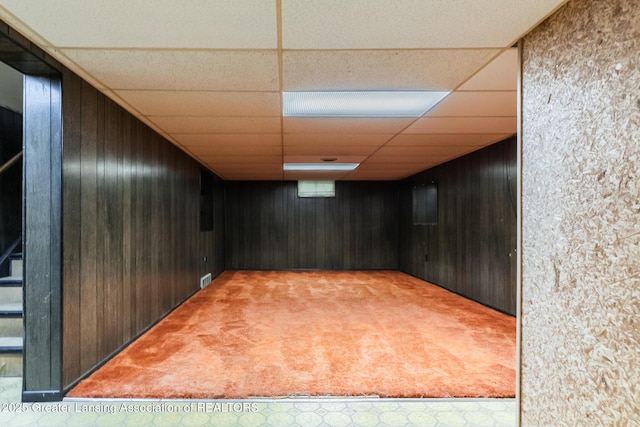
[0,0,531,411]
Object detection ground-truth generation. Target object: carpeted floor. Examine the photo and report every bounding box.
[67,270,516,399]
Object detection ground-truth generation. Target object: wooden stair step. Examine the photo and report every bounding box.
[0,336,22,353]
[0,303,22,318]
[0,277,22,287]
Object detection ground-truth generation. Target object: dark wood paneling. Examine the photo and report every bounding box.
[60,76,225,389]
[119,106,133,343]
[1,19,226,399]
[61,70,81,385]
[23,75,63,398]
[399,137,517,315]
[78,80,98,375]
[225,181,399,270]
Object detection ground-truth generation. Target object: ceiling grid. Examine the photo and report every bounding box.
[0,0,568,180]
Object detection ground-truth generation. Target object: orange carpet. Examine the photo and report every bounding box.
[67,270,516,399]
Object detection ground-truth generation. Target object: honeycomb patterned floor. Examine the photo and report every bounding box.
[0,378,516,426]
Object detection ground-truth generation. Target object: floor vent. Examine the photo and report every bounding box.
[200,273,212,289]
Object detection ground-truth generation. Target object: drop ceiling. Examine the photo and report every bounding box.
[0,0,567,181]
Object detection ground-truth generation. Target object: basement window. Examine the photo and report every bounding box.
[297,180,335,198]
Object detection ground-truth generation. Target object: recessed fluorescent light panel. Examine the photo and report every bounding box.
[283,163,359,171]
[282,91,449,117]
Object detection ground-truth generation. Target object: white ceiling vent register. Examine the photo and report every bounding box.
[200,273,212,289]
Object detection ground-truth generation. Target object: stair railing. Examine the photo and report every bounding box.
[0,151,22,176]
[1,151,23,276]
[0,237,21,277]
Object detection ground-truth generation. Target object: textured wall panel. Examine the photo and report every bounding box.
[521,0,640,424]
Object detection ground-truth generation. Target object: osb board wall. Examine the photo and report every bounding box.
[521,0,640,425]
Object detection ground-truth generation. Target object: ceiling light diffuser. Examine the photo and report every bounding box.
[283,163,359,171]
[283,91,449,117]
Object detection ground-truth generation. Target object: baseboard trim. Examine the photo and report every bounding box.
[22,390,62,402]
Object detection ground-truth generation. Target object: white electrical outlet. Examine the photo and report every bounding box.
[200,273,212,289]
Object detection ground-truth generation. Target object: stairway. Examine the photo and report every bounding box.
[0,251,22,377]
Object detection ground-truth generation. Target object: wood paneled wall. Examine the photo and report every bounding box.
[61,73,225,389]
[226,181,399,270]
[2,20,226,398]
[399,137,517,315]
[23,75,63,400]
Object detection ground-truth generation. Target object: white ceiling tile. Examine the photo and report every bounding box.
[212,168,284,180]
[355,162,433,170]
[212,163,283,172]
[212,162,283,168]
[346,165,432,180]
[341,175,402,181]
[284,171,351,181]
[355,166,433,177]
[216,172,283,179]
[213,158,281,165]
[404,117,517,134]
[173,134,281,147]
[213,170,283,175]
[386,134,513,147]
[426,91,517,117]
[0,0,277,49]
[284,134,393,147]
[0,0,558,183]
[213,172,279,179]
[115,91,281,117]
[222,174,284,181]
[283,50,499,91]
[354,166,437,176]
[459,49,519,90]
[284,145,380,157]
[61,49,280,91]
[344,170,419,180]
[150,117,281,134]
[284,118,414,134]
[374,146,477,157]
[282,0,567,49]
[364,156,451,164]
[283,155,367,164]
[194,145,281,157]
